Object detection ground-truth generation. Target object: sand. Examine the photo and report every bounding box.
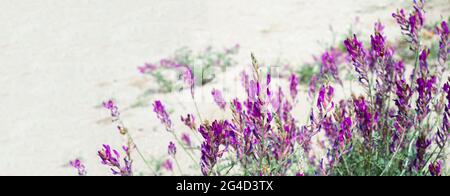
[0,0,449,175]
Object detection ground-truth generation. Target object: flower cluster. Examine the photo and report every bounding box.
[153,100,173,130]
[211,89,227,110]
[88,0,450,177]
[98,144,133,176]
[392,0,425,50]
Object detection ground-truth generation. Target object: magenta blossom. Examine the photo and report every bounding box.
[181,133,192,147]
[212,89,227,110]
[69,159,87,176]
[98,144,132,176]
[289,74,299,100]
[103,100,120,118]
[168,142,176,157]
[429,160,442,176]
[137,63,157,74]
[162,159,173,172]
[153,100,172,130]
[181,114,196,130]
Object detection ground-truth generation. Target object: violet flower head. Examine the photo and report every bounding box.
[413,135,431,170]
[319,48,343,84]
[436,21,449,66]
[212,89,227,110]
[418,48,430,76]
[317,85,334,114]
[392,0,425,50]
[181,114,196,130]
[181,133,192,147]
[98,144,132,176]
[69,159,87,176]
[103,100,120,119]
[182,67,195,98]
[353,96,375,146]
[162,159,173,172]
[153,100,172,130]
[308,74,318,101]
[429,160,442,176]
[289,74,299,100]
[416,76,436,121]
[344,35,369,86]
[168,142,176,157]
[370,23,386,60]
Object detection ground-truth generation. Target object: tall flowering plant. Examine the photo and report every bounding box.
[72,0,449,176]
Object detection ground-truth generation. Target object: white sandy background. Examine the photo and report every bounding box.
[0,0,449,175]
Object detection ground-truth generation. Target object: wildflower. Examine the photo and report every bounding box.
[353,96,375,146]
[181,114,196,130]
[392,80,413,151]
[319,48,343,85]
[429,160,442,176]
[211,89,226,110]
[415,76,436,121]
[153,100,172,130]
[344,35,369,87]
[308,75,318,101]
[338,117,352,148]
[98,144,132,176]
[392,0,425,50]
[181,133,192,147]
[103,100,120,119]
[413,135,431,171]
[162,159,173,172]
[370,23,386,60]
[69,159,87,176]
[137,63,157,74]
[317,85,334,114]
[168,142,176,157]
[182,67,195,98]
[418,49,430,77]
[199,120,232,175]
[289,74,299,100]
[436,21,449,67]
[436,82,450,149]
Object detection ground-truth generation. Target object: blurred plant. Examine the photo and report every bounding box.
[138,44,240,94]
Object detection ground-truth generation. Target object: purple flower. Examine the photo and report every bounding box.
[416,76,436,121]
[413,135,431,171]
[137,63,157,74]
[429,160,442,176]
[392,0,425,50]
[436,21,449,67]
[317,85,334,114]
[353,97,375,146]
[391,80,413,151]
[162,159,173,172]
[370,23,386,60]
[182,67,195,98]
[153,100,172,130]
[98,144,132,176]
[212,89,227,110]
[199,120,232,175]
[319,48,343,85]
[103,100,120,118]
[181,133,192,147]
[289,74,299,100]
[344,35,369,87]
[308,75,318,101]
[69,159,87,176]
[419,49,430,76]
[181,114,196,130]
[168,142,176,157]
